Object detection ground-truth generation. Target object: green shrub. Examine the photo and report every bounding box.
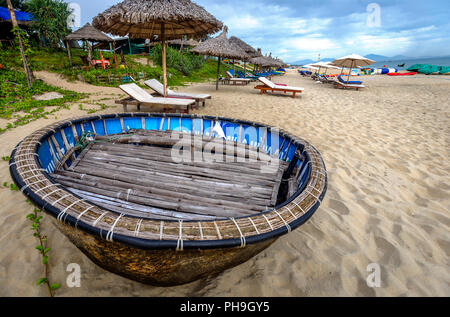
[151,44,204,76]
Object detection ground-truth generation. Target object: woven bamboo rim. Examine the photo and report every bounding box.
[9,113,327,250]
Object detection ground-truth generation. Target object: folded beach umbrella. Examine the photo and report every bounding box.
[93,0,223,96]
[332,54,375,81]
[191,26,250,90]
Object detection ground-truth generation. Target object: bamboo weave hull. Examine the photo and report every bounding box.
[56,220,276,286]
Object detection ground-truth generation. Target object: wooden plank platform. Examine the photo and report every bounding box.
[51,132,288,220]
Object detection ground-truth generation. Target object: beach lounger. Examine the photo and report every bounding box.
[237,70,258,81]
[254,77,304,98]
[144,79,211,108]
[333,75,365,90]
[221,71,251,85]
[318,74,336,84]
[116,83,196,113]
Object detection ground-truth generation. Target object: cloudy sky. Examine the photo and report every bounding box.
[66,0,450,62]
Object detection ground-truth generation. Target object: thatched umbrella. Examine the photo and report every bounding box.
[191,26,250,90]
[169,38,199,51]
[229,36,259,75]
[64,23,116,68]
[93,0,222,96]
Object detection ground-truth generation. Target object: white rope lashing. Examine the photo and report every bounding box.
[198,222,204,240]
[159,221,164,240]
[230,218,246,248]
[92,211,108,227]
[176,220,183,251]
[134,219,143,237]
[213,221,222,240]
[51,194,71,206]
[248,217,260,234]
[57,199,84,223]
[106,213,124,242]
[75,206,95,229]
[42,188,64,199]
[35,183,59,194]
[274,210,291,233]
[263,215,273,230]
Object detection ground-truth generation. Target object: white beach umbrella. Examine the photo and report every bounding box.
[301,64,319,71]
[310,61,339,74]
[332,54,375,81]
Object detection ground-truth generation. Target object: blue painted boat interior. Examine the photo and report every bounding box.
[36,116,311,198]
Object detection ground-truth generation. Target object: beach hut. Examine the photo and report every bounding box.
[64,23,117,68]
[93,0,222,97]
[191,26,250,90]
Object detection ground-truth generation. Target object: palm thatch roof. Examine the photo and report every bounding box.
[92,0,223,39]
[168,38,199,47]
[250,56,273,67]
[229,36,259,57]
[191,26,249,60]
[64,23,113,42]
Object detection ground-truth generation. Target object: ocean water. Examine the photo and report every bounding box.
[371,56,450,70]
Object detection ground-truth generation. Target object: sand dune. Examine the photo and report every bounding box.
[0,70,448,296]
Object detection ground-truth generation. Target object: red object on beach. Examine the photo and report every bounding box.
[387,72,418,76]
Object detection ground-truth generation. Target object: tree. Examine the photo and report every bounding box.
[0,0,26,10]
[25,0,72,48]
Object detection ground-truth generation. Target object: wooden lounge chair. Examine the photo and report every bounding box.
[221,71,251,86]
[144,79,211,108]
[333,75,365,90]
[116,84,196,113]
[254,77,304,98]
[318,74,336,84]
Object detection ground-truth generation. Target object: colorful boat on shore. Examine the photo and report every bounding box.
[387,72,418,76]
[9,113,327,286]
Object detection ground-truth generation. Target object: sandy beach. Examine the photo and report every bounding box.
[0,70,448,296]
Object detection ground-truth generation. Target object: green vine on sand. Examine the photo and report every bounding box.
[26,205,60,296]
[1,181,60,295]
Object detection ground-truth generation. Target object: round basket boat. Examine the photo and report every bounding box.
[9,113,327,286]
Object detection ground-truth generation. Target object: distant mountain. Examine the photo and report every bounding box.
[364,54,389,62]
[390,55,410,61]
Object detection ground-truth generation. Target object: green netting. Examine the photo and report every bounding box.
[439,66,450,74]
[418,64,442,75]
[408,64,449,75]
[407,64,424,72]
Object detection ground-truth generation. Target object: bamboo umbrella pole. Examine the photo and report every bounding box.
[161,23,168,97]
[112,41,118,69]
[7,0,32,88]
[347,60,354,82]
[216,56,221,90]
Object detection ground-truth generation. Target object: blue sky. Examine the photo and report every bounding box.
[66,0,450,63]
